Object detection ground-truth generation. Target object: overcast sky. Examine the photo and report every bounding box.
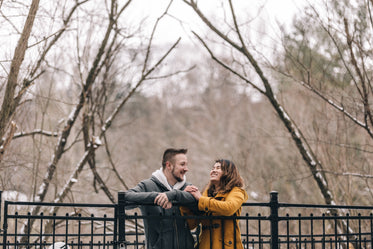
[127,0,307,44]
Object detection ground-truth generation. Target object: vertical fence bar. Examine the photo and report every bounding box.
[270,191,279,249]
[358,213,362,249]
[322,213,325,249]
[39,213,43,249]
[103,214,107,249]
[286,214,290,249]
[369,213,373,248]
[2,201,7,249]
[310,214,314,249]
[78,214,82,249]
[258,214,262,249]
[117,191,126,248]
[245,213,249,249]
[27,212,31,248]
[65,213,69,248]
[298,214,302,249]
[134,213,138,249]
[346,213,349,248]
[113,202,118,249]
[52,213,56,249]
[334,214,337,249]
[90,214,94,249]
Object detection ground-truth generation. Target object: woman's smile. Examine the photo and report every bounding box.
[210,162,223,182]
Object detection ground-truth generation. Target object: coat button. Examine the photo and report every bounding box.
[229,241,232,244]
[205,207,208,211]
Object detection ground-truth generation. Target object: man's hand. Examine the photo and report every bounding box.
[184,185,201,200]
[154,193,172,209]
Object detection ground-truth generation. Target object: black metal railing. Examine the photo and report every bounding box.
[119,191,373,249]
[1,195,117,249]
[1,191,373,249]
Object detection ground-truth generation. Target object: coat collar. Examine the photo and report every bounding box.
[151,167,186,191]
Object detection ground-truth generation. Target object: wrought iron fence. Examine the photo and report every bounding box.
[1,191,373,249]
[0,191,117,249]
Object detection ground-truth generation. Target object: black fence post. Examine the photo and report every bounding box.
[2,201,7,249]
[117,191,126,249]
[270,191,279,249]
[0,190,2,231]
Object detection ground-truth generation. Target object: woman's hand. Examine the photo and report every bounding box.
[190,190,202,200]
[184,185,198,193]
[184,185,201,200]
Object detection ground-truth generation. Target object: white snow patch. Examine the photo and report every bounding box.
[250,191,259,200]
[316,172,328,187]
[48,242,70,249]
[294,130,301,138]
[2,191,28,211]
[2,190,28,202]
[92,136,102,146]
[306,151,314,162]
[67,107,77,121]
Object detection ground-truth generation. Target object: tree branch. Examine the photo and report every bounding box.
[12,129,59,139]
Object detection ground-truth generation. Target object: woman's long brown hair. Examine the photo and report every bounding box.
[207,159,244,197]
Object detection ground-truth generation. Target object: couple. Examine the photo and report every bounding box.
[124,148,248,249]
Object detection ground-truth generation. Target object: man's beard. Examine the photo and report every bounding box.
[172,167,184,182]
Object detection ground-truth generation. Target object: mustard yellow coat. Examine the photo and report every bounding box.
[181,187,248,249]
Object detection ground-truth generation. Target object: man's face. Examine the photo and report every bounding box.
[170,154,188,182]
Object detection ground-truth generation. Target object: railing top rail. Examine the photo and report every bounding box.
[4,193,373,212]
[3,200,116,208]
[242,202,270,207]
[278,202,373,210]
[123,200,373,210]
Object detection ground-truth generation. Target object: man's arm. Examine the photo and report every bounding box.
[165,189,196,204]
[124,181,159,207]
[154,190,198,211]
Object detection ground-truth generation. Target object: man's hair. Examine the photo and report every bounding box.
[162,148,188,169]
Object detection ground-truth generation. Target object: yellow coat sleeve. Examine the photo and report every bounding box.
[198,187,247,216]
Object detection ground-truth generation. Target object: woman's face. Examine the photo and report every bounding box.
[210,162,223,184]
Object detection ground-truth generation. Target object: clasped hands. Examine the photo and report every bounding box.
[184,185,201,200]
[154,185,202,210]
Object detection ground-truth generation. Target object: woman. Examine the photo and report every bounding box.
[181,159,248,249]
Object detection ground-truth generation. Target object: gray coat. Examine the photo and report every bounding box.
[124,175,197,249]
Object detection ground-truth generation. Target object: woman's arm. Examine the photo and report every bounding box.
[198,187,247,216]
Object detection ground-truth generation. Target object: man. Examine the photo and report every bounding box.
[124,148,197,249]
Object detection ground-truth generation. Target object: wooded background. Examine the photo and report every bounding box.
[1,0,372,215]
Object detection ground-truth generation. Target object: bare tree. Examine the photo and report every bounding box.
[0,0,183,242]
[182,0,335,206]
[181,0,370,242]
[277,0,373,202]
[0,0,41,159]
